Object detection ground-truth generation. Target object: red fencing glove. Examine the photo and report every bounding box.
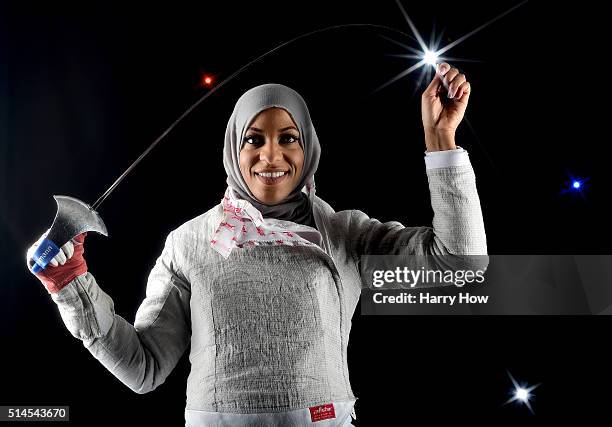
[26,231,88,294]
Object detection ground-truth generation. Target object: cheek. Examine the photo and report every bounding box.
[239,152,251,175]
[289,149,305,172]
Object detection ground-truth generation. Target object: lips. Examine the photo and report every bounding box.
[254,170,289,186]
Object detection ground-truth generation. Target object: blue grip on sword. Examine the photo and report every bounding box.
[30,238,61,273]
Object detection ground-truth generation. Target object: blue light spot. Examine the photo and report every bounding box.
[572,180,581,189]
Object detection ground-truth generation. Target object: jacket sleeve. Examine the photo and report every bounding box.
[348,159,488,280]
[49,231,191,394]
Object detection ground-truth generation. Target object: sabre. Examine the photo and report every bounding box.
[27,23,418,273]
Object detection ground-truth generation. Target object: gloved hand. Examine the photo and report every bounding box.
[26,231,88,294]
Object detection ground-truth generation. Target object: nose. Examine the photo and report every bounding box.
[259,139,283,164]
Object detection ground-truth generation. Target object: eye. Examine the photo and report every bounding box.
[280,134,300,144]
[243,134,263,146]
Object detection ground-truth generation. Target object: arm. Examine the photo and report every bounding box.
[350,62,488,280]
[349,147,487,258]
[50,231,191,394]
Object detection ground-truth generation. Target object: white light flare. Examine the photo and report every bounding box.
[515,387,530,402]
[504,371,540,415]
[423,49,439,66]
[373,0,528,94]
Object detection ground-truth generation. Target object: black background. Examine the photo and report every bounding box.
[1,0,609,425]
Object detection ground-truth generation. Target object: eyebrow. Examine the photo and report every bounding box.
[248,126,299,133]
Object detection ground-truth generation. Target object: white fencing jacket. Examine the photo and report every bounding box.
[49,148,487,426]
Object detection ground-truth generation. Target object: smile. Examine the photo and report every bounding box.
[255,170,289,185]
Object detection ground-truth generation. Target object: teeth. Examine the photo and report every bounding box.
[257,171,286,178]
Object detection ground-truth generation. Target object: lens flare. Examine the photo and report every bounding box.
[374,0,528,94]
[504,371,540,414]
[201,74,214,87]
[515,387,530,402]
[423,49,438,66]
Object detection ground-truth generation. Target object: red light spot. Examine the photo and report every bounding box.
[202,74,214,87]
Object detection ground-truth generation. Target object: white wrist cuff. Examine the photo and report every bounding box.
[424,145,470,169]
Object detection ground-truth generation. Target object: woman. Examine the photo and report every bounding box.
[27,62,487,426]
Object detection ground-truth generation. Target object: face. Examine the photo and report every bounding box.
[239,107,304,205]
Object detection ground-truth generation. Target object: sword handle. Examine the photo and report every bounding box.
[29,237,61,273]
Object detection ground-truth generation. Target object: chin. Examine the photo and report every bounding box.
[256,191,289,206]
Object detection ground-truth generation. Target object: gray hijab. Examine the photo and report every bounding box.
[223,83,321,226]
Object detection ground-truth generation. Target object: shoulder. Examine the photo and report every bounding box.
[170,203,223,244]
[313,195,354,237]
[161,204,223,271]
[313,195,335,216]
[314,195,402,237]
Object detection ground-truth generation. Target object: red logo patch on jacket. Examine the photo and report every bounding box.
[309,403,335,422]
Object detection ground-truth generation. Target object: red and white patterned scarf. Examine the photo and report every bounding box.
[211,176,321,259]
